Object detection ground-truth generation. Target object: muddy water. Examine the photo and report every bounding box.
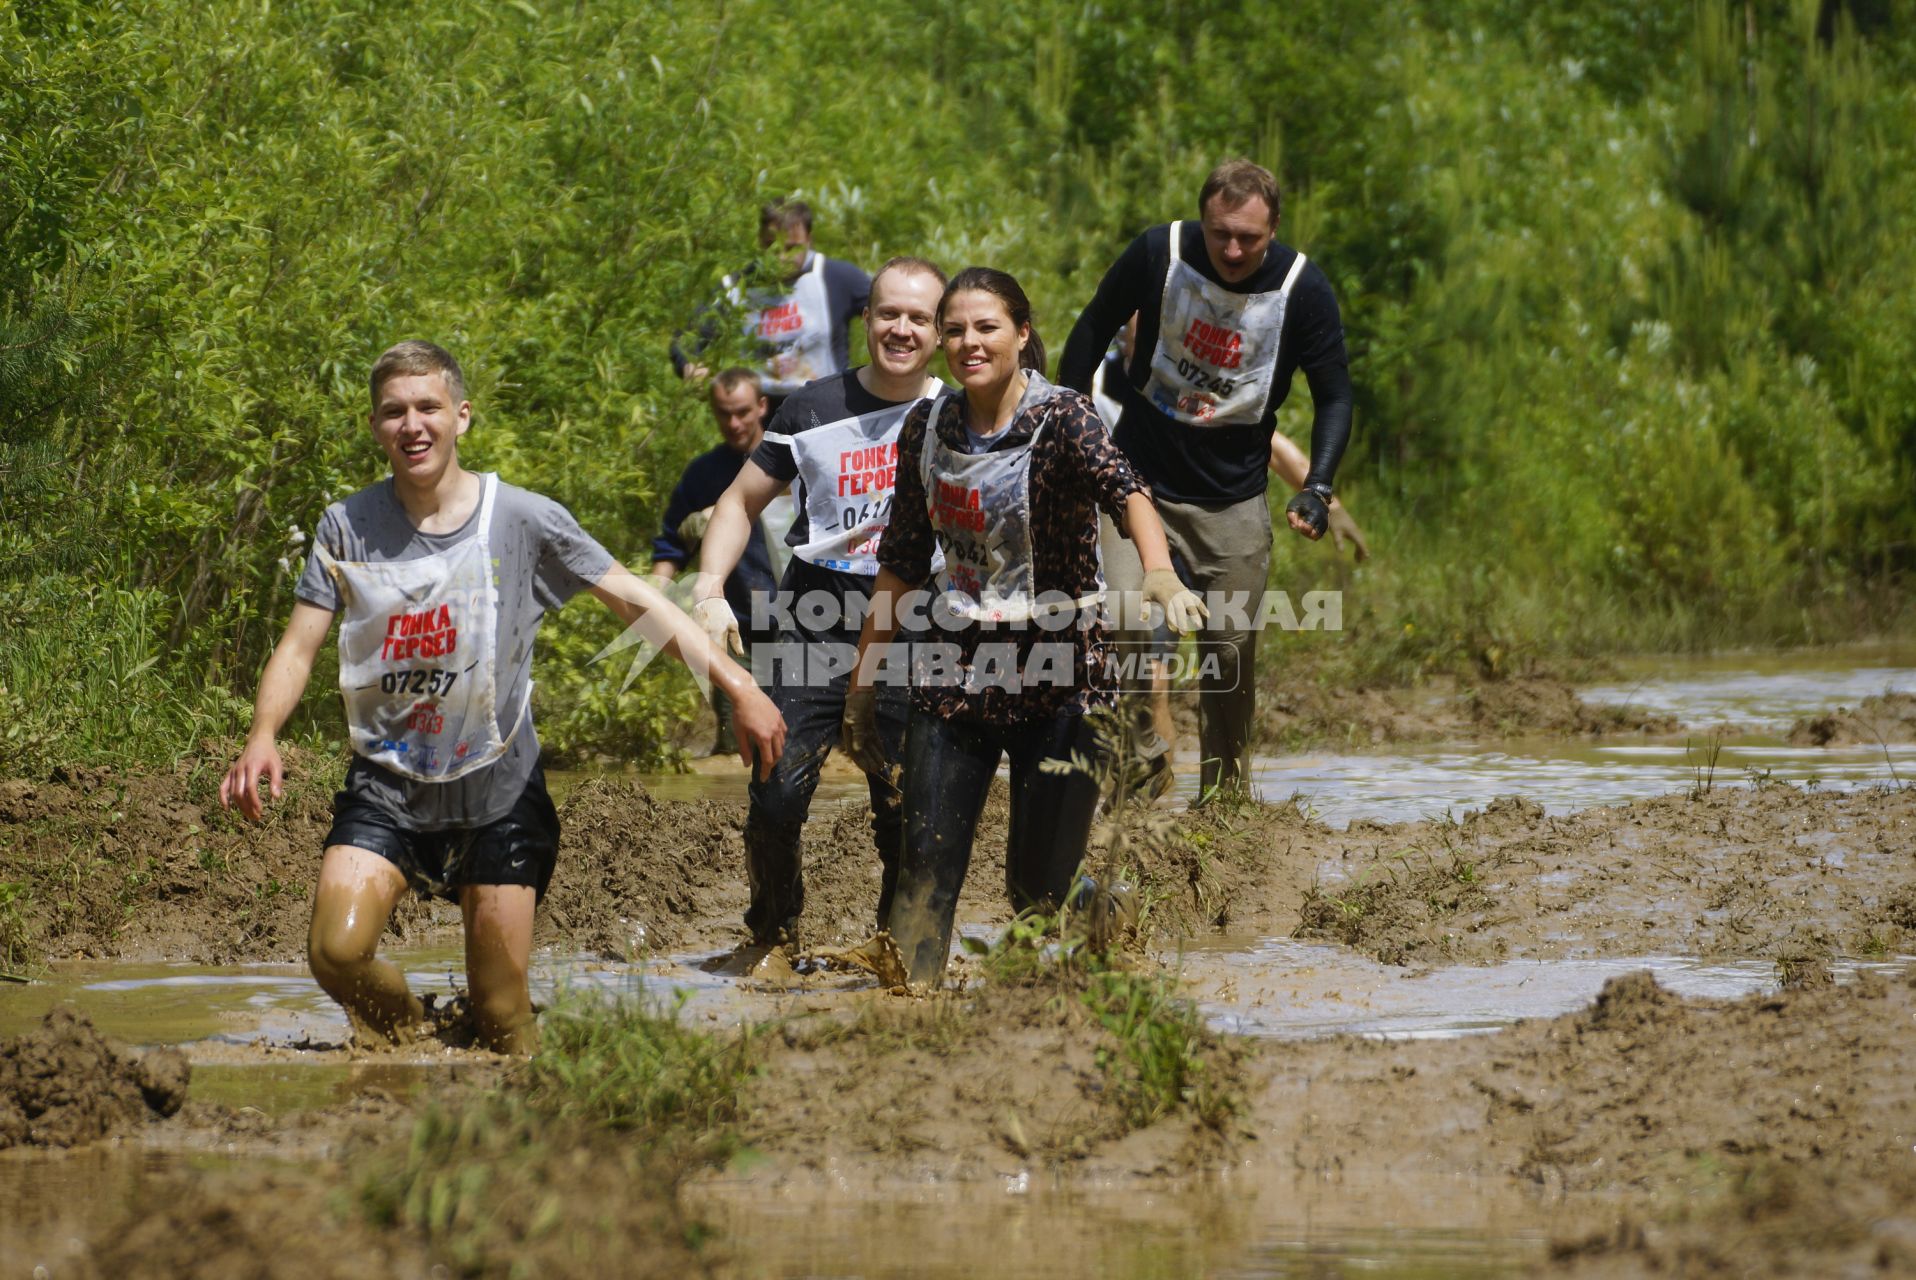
[8,652,1912,1276]
[1238,737,1916,827]
[600,648,1916,829]
[1580,642,1916,730]
[1234,646,1916,826]
[13,937,1905,1083]
[2,950,1566,1276]
[1173,936,1911,1040]
[693,1177,1550,1278]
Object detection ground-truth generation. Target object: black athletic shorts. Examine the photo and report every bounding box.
[323,767,560,904]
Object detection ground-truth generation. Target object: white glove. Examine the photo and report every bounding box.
[693,595,744,656]
[1142,568,1208,636]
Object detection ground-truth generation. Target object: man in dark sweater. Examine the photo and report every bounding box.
[1058,158,1353,796]
[690,257,948,946]
[651,368,783,755]
[670,198,872,409]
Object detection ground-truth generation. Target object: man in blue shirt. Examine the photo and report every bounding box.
[651,369,783,755]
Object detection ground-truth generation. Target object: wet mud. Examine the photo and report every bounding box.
[9,749,1915,981]
[725,976,1245,1184]
[1787,689,1916,746]
[541,775,1016,959]
[1,1007,187,1148]
[1287,783,1916,967]
[6,680,1916,1275]
[0,752,448,967]
[1254,672,1681,747]
[1238,967,1916,1276]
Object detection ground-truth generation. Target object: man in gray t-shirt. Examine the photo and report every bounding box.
[295,478,612,831]
[221,340,787,1055]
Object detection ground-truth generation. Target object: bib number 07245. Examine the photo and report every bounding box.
[380,668,459,696]
[1176,357,1236,397]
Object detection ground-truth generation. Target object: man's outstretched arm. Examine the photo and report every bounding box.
[222,601,335,820]
[587,562,786,778]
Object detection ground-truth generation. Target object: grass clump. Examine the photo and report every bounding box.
[1297,843,1506,964]
[521,991,758,1137]
[355,991,759,1274]
[1081,969,1240,1132]
[964,912,1241,1136]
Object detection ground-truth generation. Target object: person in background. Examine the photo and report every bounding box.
[650,368,784,756]
[671,198,872,411]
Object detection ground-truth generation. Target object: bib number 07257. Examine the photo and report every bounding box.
[380,668,459,696]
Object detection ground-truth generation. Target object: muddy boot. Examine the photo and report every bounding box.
[887,869,958,987]
[743,813,804,947]
[1067,877,1139,955]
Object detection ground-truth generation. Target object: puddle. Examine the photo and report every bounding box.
[0,1139,1553,1279]
[1175,937,1913,1041]
[575,648,1916,830]
[693,1177,1550,1278]
[1581,643,1916,732]
[0,945,876,1066]
[1232,738,1914,828]
[1219,645,1916,826]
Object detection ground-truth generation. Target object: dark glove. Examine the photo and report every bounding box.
[1285,488,1329,540]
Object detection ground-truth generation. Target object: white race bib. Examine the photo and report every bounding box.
[1140,221,1304,427]
[316,475,524,781]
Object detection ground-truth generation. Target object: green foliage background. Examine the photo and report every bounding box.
[2,0,1912,771]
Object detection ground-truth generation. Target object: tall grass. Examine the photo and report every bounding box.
[3,0,1913,773]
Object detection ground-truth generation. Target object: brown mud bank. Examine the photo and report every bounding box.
[1253,671,1681,746]
[1243,966,1916,1276]
[1788,689,1916,746]
[14,962,1916,1277]
[6,750,1914,978]
[0,746,1271,970]
[710,961,1916,1276]
[1282,782,1916,968]
[0,752,449,969]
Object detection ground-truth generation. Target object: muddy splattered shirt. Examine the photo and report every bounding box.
[295,478,612,830]
[877,374,1147,724]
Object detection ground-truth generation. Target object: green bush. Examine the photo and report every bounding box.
[3,0,1913,773]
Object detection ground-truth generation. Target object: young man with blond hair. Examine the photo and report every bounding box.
[221,341,785,1052]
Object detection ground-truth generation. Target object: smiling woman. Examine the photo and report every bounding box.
[849,267,1205,985]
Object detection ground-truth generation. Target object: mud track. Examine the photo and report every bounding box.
[4,702,1916,1276]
